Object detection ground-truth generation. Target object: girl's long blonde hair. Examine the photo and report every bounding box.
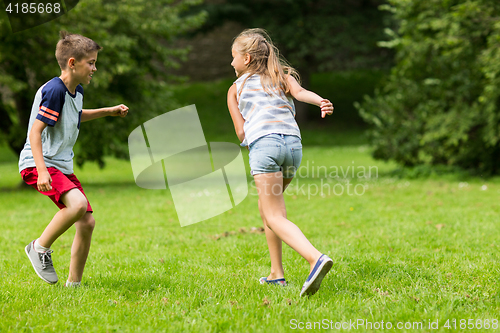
[232,28,300,96]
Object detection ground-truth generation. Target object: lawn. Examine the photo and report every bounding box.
[1,139,500,332]
[1,71,499,332]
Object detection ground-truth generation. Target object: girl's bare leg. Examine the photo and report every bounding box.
[259,176,295,280]
[254,172,322,272]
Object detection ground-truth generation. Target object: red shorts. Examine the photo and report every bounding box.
[21,167,93,212]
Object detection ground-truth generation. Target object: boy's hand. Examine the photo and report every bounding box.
[320,99,334,118]
[110,104,129,117]
[37,170,52,192]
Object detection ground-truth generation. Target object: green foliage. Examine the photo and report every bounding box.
[310,69,386,127]
[191,0,393,72]
[0,0,206,167]
[357,0,500,175]
[188,0,392,123]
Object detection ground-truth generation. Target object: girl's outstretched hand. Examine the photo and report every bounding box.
[320,99,333,118]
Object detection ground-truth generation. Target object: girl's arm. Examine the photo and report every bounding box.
[81,104,129,122]
[29,119,52,192]
[287,76,334,118]
[227,84,246,143]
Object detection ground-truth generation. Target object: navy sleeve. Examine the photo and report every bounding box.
[76,84,84,97]
[36,80,65,127]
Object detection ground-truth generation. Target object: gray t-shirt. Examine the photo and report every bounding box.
[19,77,83,174]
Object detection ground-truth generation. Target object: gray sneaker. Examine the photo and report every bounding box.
[25,241,58,284]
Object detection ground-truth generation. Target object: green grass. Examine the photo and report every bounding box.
[0,71,497,331]
[1,144,500,332]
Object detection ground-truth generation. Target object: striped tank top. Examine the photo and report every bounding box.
[235,73,301,147]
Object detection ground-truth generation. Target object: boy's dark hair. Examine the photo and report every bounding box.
[55,31,102,70]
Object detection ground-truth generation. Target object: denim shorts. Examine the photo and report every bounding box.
[248,133,302,178]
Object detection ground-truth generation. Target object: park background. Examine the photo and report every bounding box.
[1,0,500,332]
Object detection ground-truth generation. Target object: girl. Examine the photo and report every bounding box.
[227,28,334,297]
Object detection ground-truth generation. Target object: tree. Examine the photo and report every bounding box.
[189,0,392,122]
[356,0,500,175]
[0,0,206,167]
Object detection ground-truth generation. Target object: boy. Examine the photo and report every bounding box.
[19,31,129,287]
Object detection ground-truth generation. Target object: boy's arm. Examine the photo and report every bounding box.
[287,76,334,118]
[227,84,246,143]
[81,104,129,122]
[29,119,52,192]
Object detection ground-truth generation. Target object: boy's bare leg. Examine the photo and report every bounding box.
[254,172,322,273]
[259,176,294,280]
[67,212,95,282]
[37,189,88,248]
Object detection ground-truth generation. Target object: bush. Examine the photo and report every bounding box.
[356,0,500,175]
[0,0,206,167]
[310,69,386,127]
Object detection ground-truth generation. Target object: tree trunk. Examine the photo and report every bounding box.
[10,92,32,156]
[0,102,13,143]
